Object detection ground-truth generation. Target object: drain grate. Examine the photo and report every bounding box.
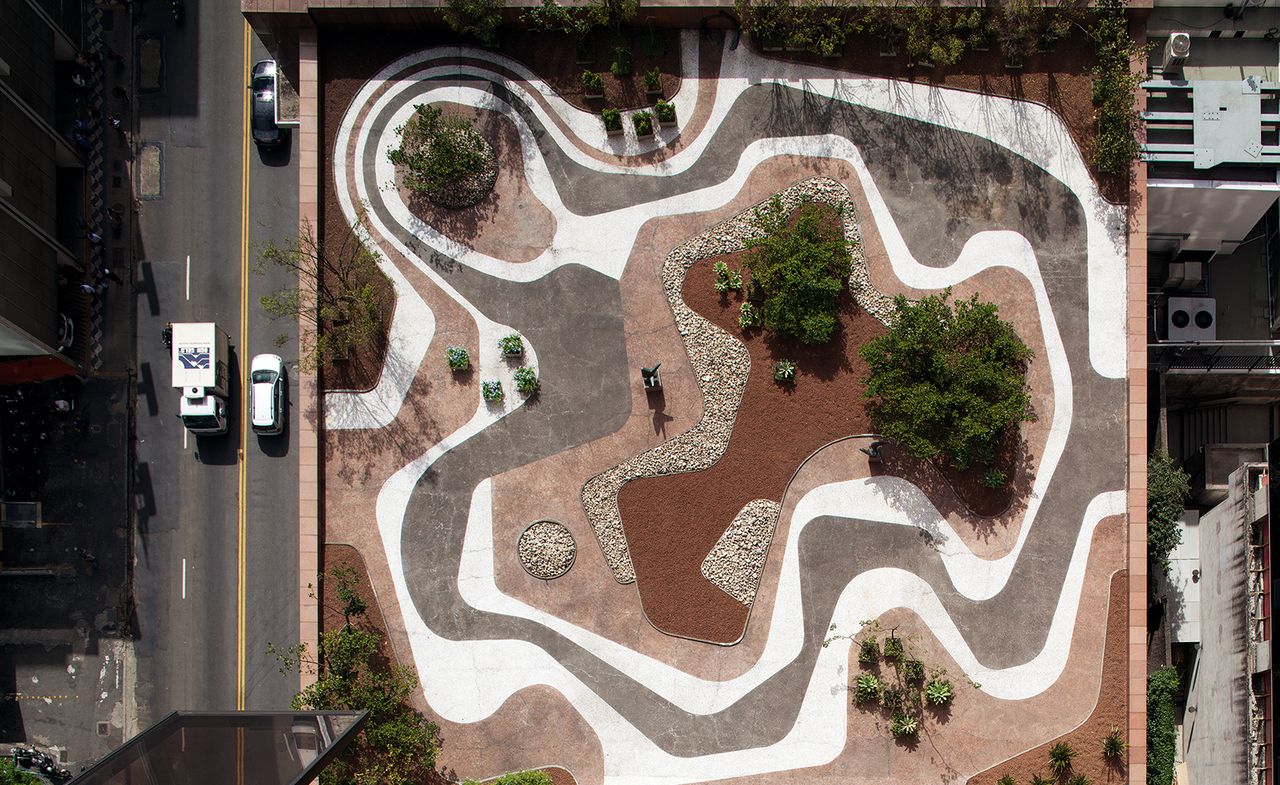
[97,722,109,737]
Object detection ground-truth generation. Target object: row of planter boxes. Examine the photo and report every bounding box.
[601,101,677,137]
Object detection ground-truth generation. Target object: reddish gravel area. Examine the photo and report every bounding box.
[967,571,1130,785]
[619,223,887,644]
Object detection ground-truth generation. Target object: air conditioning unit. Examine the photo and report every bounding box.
[1164,261,1204,290]
[1168,297,1217,341]
[1164,32,1191,73]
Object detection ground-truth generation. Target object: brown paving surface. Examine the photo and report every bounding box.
[398,103,556,264]
[690,534,1125,785]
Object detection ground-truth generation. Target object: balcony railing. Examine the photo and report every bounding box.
[1150,340,1280,373]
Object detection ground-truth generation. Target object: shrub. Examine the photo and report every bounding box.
[882,687,905,712]
[655,99,676,123]
[1,759,42,785]
[1089,0,1145,174]
[514,365,540,394]
[482,380,504,401]
[464,771,554,785]
[858,636,880,664]
[773,359,797,383]
[442,0,503,44]
[1066,775,1093,785]
[1030,776,1055,785]
[901,658,925,685]
[632,111,654,136]
[890,711,919,739]
[1148,449,1190,572]
[581,70,604,94]
[853,673,882,704]
[714,261,742,292]
[601,107,622,131]
[743,198,849,345]
[499,333,524,355]
[1048,741,1076,775]
[522,0,602,37]
[644,66,662,91]
[1102,725,1127,760]
[739,301,762,330]
[1148,666,1180,785]
[996,776,1015,785]
[445,345,471,371]
[882,635,905,663]
[610,47,633,76]
[982,467,1007,488]
[861,288,1034,470]
[924,677,953,706]
[387,104,495,208]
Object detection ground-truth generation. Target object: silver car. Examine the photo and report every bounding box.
[249,353,285,435]
[249,60,283,148]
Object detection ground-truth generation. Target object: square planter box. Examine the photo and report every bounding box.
[658,116,677,129]
[605,124,624,137]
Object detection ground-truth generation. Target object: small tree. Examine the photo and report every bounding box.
[272,570,441,785]
[523,0,602,37]
[743,198,849,345]
[1147,449,1190,572]
[387,104,496,209]
[861,289,1034,469]
[258,212,383,373]
[442,0,504,44]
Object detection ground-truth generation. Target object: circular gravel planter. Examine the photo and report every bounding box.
[518,520,576,580]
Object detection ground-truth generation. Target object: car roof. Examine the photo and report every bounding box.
[251,382,275,425]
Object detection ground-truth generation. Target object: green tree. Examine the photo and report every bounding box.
[860,289,1034,469]
[273,570,440,785]
[258,212,384,374]
[1089,0,1145,174]
[1147,449,1190,572]
[1147,666,1180,785]
[742,198,849,345]
[0,760,41,785]
[522,0,603,38]
[387,104,496,208]
[442,0,504,45]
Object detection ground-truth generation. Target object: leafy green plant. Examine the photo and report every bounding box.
[442,0,504,45]
[861,288,1034,470]
[632,110,654,136]
[924,677,953,706]
[499,333,524,355]
[1066,775,1093,785]
[581,69,604,95]
[387,104,495,208]
[610,46,633,76]
[1102,725,1127,760]
[853,673,883,703]
[1,759,42,785]
[714,261,742,292]
[996,775,1015,785]
[1148,449,1190,572]
[739,301,762,330]
[982,467,1008,488]
[601,107,622,132]
[882,686,905,712]
[743,198,849,345]
[1148,666,1180,785]
[522,0,602,38]
[446,345,471,371]
[464,771,554,785]
[882,634,905,663]
[901,658,925,685]
[1048,741,1076,775]
[1030,776,1055,785]
[482,380,505,401]
[1089,0,1145,174]
[644,66,662,91]
[890,711,919,739]
[773,359,797,383]
[514,365,540,394]
[655,99,676,124]
[858,635,880,663]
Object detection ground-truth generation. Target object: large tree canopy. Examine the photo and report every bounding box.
[860,289,1034,469]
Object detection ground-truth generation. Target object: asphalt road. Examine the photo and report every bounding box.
[132,1,301,722]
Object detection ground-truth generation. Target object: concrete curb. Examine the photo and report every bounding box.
[296,26,321,690]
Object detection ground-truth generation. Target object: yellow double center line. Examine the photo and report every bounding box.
[237,19,250,713]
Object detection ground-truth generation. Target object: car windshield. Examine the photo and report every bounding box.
[183,414,221,428]
[251,370,277,384]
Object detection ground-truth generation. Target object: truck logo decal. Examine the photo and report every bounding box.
[178,346,211,369]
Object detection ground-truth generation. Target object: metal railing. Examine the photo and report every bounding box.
[1150,340,1280,373]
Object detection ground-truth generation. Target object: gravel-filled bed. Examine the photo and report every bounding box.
[518,520,577,580]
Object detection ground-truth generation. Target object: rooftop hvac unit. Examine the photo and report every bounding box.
[1164,32,1191,73]
[1168,296,1217,341]
[1164,261,1204,290]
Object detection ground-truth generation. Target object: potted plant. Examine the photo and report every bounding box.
[499,333,524,356]
[644,67,663,96]
[514,365,540,394]
[445,345,471,372]
[632,110,654,138]
[481,379,504,402]
[581,70,604,99]
[773,359,796,383]
[602,107,623,136]
[654,99,676,128]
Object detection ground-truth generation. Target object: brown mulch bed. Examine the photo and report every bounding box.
[321,544,396,664]
[968,570,1130,785]
[619,212,887,644]
[755,18,1140,204]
